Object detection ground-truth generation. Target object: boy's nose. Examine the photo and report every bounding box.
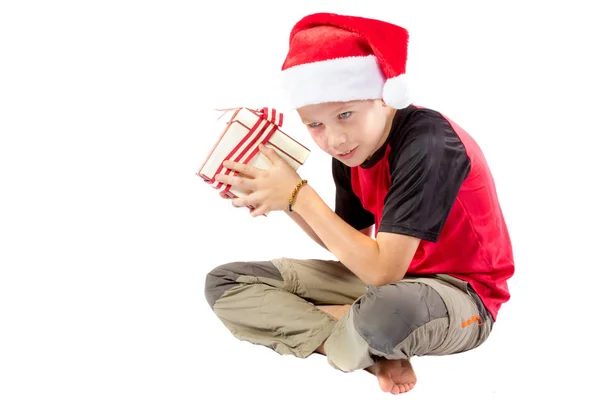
[326,128,347,149]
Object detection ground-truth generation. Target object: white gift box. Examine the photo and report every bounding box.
[197,107,311,210]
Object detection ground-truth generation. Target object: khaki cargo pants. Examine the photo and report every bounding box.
[204,257,493,372]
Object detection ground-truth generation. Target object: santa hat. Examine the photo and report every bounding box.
[280,13,411,110]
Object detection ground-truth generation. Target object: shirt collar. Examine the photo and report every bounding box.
[359,105,414,169]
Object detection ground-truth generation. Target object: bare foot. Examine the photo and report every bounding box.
[366,358,417,395]
[314,305,416,394]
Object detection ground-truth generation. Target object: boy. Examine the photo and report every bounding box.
[206,12,514,395]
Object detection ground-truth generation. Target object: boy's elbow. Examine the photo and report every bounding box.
[369,266,407,287]
[368,276,398,288]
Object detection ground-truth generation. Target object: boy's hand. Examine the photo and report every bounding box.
[213,144,303,217]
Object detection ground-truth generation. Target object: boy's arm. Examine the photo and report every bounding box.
[292,185,419,286]
[283,208,373,252]
[291,111,471,287]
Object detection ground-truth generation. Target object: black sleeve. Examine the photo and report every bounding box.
[332,158,375,231]
[379,111,471,242]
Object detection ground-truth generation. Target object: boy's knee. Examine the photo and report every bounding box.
[352,282,448,355]
[204,262,242,309]
[204,261,283,309]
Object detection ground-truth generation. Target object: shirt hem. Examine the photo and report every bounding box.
[378,224,439,242]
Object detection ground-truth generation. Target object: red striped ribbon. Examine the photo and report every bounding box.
[211,107,284,194]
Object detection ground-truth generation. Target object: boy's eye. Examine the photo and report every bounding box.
[308,122,322,128]
[338,111,352,119]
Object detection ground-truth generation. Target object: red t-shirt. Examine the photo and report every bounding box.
[332,105,514,321]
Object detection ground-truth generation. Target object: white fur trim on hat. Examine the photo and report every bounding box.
[281,55,385,110]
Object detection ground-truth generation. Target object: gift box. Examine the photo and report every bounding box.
[197,106,311,210]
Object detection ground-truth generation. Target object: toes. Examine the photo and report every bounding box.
[377,373,394,393]
[391,384,401,395]
[397,383,415,393]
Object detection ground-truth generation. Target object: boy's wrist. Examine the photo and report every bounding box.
[289,183,315,216]
[287,179,308,212]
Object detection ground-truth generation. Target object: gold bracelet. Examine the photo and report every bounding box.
[288,179,308,212]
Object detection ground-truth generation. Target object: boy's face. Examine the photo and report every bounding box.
[296,99,395,167]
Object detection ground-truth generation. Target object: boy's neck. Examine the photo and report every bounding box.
[366,107,397,161]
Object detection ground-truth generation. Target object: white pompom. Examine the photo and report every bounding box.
[382,74,411,109]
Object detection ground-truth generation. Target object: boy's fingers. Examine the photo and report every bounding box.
[231,198,245,208]
[259,144,281,166]
[215,173,255,191]
[250,205,269,217]
[223,160,261,177]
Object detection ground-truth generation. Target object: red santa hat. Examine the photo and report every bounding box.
[280,13,411,110]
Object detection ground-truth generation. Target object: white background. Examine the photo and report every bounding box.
[1,1,598,399]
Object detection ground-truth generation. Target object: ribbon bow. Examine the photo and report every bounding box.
[258,107,284,127]
[215,106,283,127]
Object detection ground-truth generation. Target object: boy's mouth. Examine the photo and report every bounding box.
[337,146,358,159]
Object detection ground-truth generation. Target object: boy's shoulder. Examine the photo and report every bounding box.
[354,104,457,171]
[389,104,454,143]
[332,104,470,177]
